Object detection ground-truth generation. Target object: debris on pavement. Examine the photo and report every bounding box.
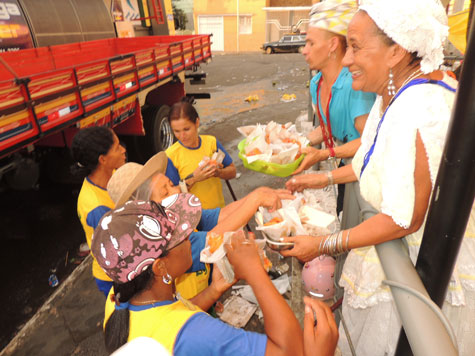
[281,94,296,102]
[244,95,259,102]
[219,295,257,328]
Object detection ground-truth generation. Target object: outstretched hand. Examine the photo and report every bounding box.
[279,235,320,262]
[254,187,293,212]
[285,173,328,193]
[293,147,328,175]
[303,297,339,356]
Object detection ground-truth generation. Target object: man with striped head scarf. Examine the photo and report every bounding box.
[289,0,376,215]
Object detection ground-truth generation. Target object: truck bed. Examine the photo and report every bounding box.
[0,35,211,158]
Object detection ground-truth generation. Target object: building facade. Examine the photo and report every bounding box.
[193,0,315,52]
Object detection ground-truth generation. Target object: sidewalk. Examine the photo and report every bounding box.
[1,256,108,356]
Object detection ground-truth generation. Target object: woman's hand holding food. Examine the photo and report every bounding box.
[303,297,339,356]
[209,263,237,296]
[193,163,219,182]
[293,147,330,175]
[225,233,264,282]
[280,235,320,262]
[286,173,329,192]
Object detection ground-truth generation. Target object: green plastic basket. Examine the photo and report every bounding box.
[238,139,305,177]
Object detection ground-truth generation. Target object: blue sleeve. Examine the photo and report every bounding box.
[216,140,233,167]
[348,90,376,122]
[166,158,180,185]
[188,231,207,272]
[175,313,267,356]
[86,206,111,229]
[197,208,220,231]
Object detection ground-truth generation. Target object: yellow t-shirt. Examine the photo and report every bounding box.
[104,296,203,354]
[175,264,210,300]
[166,135,225,209]
[77,177,114,281]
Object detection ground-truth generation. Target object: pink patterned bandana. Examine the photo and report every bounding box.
[91,193,202,283]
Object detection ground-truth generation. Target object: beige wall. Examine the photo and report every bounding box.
[194,0,267,52]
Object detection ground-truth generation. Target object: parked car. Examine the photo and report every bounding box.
[261,34,306,54]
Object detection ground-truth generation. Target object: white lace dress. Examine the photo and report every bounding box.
[338,74,475,356]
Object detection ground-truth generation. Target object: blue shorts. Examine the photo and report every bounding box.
[95,278,113,297]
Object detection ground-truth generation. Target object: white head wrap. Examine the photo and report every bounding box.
[309,0,358,37]
[359,0,448,73]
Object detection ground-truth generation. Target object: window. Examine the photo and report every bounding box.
[239,15,252,34]
[282,36,292,42]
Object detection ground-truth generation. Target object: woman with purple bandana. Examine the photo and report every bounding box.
[92,195,338,356]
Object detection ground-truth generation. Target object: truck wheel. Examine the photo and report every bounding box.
[124,105,176,164]
[266,47,273,54]
[146,105,175,153]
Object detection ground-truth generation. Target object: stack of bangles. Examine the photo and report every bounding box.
[318,230,350,256]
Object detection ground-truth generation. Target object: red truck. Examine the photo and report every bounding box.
[0,0,211,189]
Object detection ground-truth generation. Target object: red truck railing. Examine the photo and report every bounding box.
[0,35,211,159]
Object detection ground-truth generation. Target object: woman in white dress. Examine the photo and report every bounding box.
[283,0,475,355]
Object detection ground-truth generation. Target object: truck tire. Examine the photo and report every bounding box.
[266,47,273,54]
[122,105,176,164]
[145,105,175,153]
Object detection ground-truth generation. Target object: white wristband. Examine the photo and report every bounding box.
[326,171,334,186]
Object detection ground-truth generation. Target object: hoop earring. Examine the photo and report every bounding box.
[388,68,396,96]
[162,273,172,285]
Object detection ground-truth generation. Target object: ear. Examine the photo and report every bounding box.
[98,154,107,166]
[329,36,340,53]
[195,117,200,127]
[152,258,167,277]
[387,43,408,69]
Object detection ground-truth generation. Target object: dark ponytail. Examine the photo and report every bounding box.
[168,96,199,124]
[70,127,114,177]
[104,265,155,353]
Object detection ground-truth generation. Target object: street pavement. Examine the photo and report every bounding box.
[1,52,314,356]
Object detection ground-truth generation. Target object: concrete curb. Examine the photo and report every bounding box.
[1,256,92,356]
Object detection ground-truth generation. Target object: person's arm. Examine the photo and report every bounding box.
[282,133,431,261]
[287,164,357,192]
[189,266,235,311]
[293,114,368,175]
[214,187,294,233]
[307,126,324,146]
[216,162,236,180]
[226,234,304,356]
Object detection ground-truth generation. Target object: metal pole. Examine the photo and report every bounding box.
[395,16,475,356]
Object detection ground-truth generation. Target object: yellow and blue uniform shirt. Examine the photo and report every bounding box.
[166,135,233,209]
[104,297,267,355]
[77,177,114,281]
[175,208,220,299]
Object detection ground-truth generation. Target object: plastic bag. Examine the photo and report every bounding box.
[200,231,236,283]
[238,139,304,177]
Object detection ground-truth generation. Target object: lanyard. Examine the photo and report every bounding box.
[360,78,456,178]
[316,78,335,156]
